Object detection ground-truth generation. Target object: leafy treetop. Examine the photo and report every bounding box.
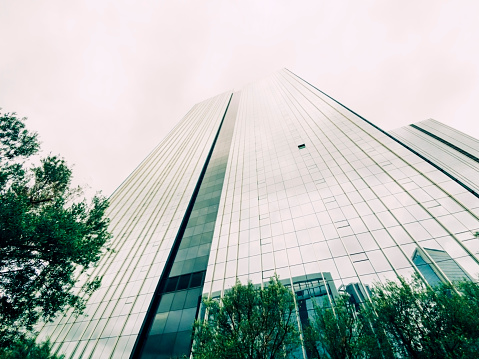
[0,111,111,345]
[192,276,301,359]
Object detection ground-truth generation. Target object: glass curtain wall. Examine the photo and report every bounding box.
[36,69,479,359]
[203,70,479,359]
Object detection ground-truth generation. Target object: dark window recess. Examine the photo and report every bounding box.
[298,144,306,149]
[177,274,191,290]
[165,277,179,293]
[163,271,205,293]
[190,271,204,288]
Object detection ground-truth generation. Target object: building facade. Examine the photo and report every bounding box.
[37,69,479,358]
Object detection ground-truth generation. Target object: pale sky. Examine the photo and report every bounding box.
[1,1,478,197]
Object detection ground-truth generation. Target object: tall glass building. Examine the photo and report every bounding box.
[37,69,479,358]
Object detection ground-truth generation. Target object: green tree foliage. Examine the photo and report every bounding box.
[0,111,111,345]
[365,276,479,358]
[0,338,63,359]
[192,277,301,359]
[304,294,389,359]
[307,276,479,359]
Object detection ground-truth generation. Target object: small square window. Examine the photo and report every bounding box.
[298,144,306,149]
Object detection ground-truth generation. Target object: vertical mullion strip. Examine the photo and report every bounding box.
[130,93,234,358]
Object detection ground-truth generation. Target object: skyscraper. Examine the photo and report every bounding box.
[37,69,479,359]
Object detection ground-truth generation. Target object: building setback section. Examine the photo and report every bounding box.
[390,118,479,197]
[37,70,479,359]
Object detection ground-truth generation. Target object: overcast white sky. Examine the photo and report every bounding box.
[1,1,478,197]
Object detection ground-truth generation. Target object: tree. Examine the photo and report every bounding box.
[192,276,301,359]
[0,338,64,359]
[304,294,390,359]
[305,275,479,359]
[304,294,359,359]
[0,111,111,345]
[365,276,479,358]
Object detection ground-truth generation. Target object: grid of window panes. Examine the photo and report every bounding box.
[292,273,338,321]
[36,93,232,359]
[138,92,240,359]
[203,69,479,359]
[390,119,479,195]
